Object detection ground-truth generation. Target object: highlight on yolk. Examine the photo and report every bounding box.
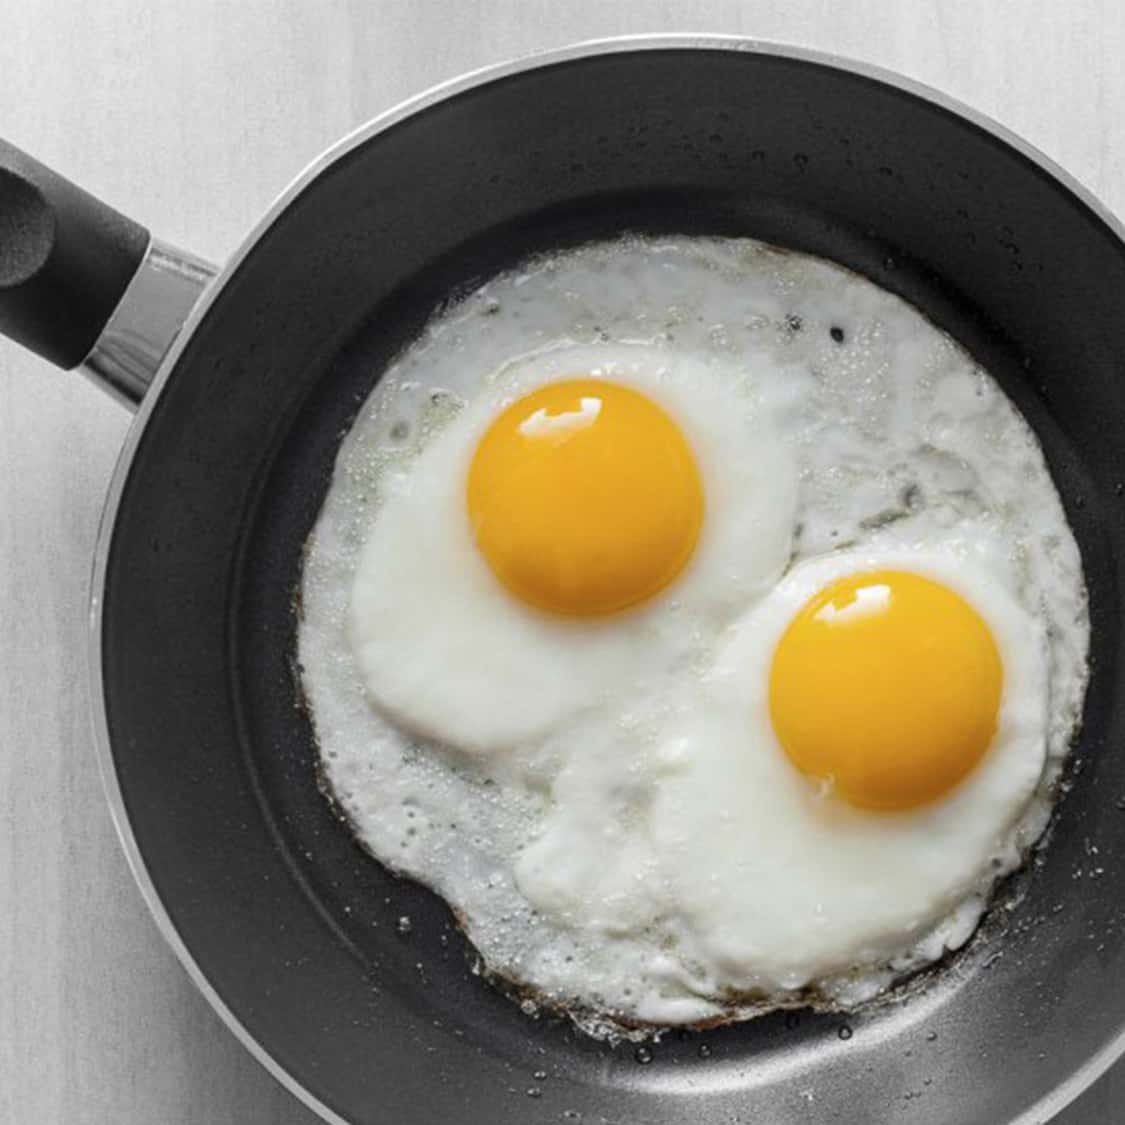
[466,378,704,617]
[769,570,1003,811]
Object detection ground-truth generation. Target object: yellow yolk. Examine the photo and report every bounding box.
[466,379,704,617]
[769,570,1003,811]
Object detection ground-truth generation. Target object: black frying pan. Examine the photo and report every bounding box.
[2,36,1124,1125]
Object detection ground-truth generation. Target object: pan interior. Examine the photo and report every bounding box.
[101,47,1125,1125]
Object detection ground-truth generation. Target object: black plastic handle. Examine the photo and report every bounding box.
[0,139,149,370]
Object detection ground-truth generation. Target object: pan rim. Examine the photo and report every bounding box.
[86,32,1125,1125]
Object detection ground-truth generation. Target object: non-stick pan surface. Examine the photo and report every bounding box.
[75,38,1125,1124]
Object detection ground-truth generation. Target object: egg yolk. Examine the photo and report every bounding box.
[769,570,1003,811]
[466,379,704,617]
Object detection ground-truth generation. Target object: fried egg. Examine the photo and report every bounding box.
[646,531,1051,998]
[347,344,796,754]
[298,235,1089,1037]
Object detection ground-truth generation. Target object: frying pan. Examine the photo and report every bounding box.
[2,34,1123,1125]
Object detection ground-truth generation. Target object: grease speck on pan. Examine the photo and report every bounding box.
[297,235,1088,1039]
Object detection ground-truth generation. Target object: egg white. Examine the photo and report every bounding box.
[298,235,1089,1037]
[347,343,796,755]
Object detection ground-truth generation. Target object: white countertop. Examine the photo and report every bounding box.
[1,2,1122,1121]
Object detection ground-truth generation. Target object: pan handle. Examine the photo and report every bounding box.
[0,138,217,409]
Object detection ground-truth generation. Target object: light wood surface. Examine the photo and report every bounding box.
[1,2,1122,1121]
